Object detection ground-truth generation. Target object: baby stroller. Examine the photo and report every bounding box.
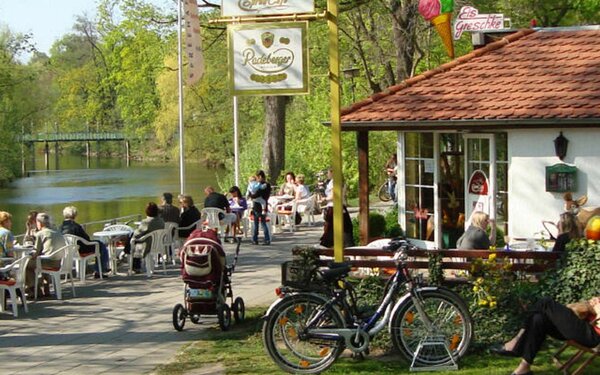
[172,229,244,331]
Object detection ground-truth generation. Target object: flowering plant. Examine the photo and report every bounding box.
[469,253,513,309]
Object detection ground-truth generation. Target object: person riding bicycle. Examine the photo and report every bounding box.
[385,153,398,203]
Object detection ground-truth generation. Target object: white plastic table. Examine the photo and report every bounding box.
[93,230,131,275]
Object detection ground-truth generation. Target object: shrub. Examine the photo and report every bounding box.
[539,239,600,303]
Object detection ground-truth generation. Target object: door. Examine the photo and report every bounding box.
[463,134,497,225]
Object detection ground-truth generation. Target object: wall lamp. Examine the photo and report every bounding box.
[554,131,569,161]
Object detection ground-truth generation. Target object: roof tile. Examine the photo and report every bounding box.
[341,27,600,126]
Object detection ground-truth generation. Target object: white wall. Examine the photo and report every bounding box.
[508,129,600,239]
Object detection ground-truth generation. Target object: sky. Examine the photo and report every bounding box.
[0,0,171,58]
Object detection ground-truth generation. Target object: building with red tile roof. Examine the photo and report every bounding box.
[341,26,600,247]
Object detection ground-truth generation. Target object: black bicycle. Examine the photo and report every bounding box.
[262,238,473,373]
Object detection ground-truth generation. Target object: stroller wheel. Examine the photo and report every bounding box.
[190,314,201,324]
[233,297,245,323]
[217,303,232,331]
[172,304,186,331]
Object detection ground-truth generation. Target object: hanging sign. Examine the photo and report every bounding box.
[228,22,309,96]
[466,169,490,223]
[453,6,505,40]
[184,0,204,85]
[221,0,315,17]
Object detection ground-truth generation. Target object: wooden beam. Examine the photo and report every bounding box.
[357,131,369,244]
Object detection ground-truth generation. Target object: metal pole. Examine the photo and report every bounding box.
[177,0,186,195]
[328,0,344,262]
[233,96,240,187]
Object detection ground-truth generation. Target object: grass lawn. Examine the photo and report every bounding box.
[156,307,599,375]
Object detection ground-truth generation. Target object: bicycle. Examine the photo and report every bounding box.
[262,238,473,374]
[377,179,392,202]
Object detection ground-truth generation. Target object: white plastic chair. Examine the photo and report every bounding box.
[277,201,298,233]
[0,255,31,317]
[296,194,317,226]
[201,208,229,237]
[35,244,78,300]
[64,234,102,283]
[128,229,168,277]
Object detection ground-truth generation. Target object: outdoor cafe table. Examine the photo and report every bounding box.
[93,230,131,275]
[12,245,35,258]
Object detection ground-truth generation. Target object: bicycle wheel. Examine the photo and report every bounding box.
[378,182,392,202]
[390,288,473,366]
[262,293,345,374]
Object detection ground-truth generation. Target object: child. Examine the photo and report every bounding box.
[246,175,260,198]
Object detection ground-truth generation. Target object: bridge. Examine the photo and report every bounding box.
[19,132,134,173]
[19,132,126,142]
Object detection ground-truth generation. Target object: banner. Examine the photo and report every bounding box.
[222,0,314,17]
[184,0,204,85]
[228,22,309,96]
[453,6,504,40]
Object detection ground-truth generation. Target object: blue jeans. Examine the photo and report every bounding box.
[388,177,397,202]
[94,240,111,273]
[252,202,271,243]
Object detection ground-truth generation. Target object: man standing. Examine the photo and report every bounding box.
[158,192,180,224]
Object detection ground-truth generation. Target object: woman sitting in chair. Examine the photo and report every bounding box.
[552,212,582,252]
[491,296,600,375]
[131,202,165,273]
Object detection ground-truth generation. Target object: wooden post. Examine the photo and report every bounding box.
[86,141,90,168]
[125,140,130,167]
[357,131,370,245]
[44,142,49,170]
[328,0,344,262]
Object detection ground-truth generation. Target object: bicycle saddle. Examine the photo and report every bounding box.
[320,262,351,282]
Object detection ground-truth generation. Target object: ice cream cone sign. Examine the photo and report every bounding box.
[418,0,455,58]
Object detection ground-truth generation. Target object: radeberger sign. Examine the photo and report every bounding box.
[228,22,309,96]
[221,0,315,17]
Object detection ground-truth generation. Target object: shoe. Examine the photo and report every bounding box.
[489,344,519,357]
[94,272,101,279]
[252,241,259,245]
[262,241,271,246]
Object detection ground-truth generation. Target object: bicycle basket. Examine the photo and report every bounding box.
[281,261,317,289]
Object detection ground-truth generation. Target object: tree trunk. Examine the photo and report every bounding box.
[262,95,288,184]
[390,0,419,81]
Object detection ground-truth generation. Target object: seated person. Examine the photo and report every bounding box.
[552,211,582,252]
[0,211,15,280]
[491,296,600,375]
[228,186,247,236]
[158,192,181,224]
[278,171,296,197]
[0,211,15,259]
[203,186,237,227]
[26,213,66,295]
[456,211,496,250]
[60,206,111,278]
[23,210,39,246]
[178,195,201,239]
[131,202,165,273]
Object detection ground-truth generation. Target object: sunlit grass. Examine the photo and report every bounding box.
[156,307,600,374]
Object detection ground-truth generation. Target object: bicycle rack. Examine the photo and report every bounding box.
[409,334,458,372]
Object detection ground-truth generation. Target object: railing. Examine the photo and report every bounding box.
[19,132,127,142]
[13,214,142,241]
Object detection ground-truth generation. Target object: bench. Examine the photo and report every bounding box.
[552,340,600,375]
[294,247,562,283]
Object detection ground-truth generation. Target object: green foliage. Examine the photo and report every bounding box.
[539,239,600,304]
[427,252,444,286]
[352,208,404,245]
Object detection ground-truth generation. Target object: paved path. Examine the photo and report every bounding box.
[0,224,325,374]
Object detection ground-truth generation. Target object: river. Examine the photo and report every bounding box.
[0,155,222,234]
